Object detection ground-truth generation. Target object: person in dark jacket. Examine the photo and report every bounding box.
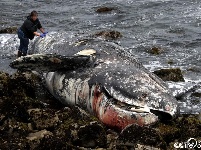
[17,10,47,57]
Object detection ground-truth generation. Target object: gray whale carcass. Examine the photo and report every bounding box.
[10,42,178,130]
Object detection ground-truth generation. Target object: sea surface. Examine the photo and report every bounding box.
[0,0,201,114]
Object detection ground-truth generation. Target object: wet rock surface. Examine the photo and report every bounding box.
[94,30,122,40]
[0,71,200,149]
[153,68,185,82]
[148,46,164,55]
[96,7,116,13]
[0,26,17,34]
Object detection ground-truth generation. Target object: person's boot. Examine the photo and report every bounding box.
[17,51,22,57]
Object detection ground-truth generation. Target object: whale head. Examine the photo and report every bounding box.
[87,60,178,129]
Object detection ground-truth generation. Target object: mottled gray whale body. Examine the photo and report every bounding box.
[10,40,178,130]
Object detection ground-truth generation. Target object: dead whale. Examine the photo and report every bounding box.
[10,42,178,130]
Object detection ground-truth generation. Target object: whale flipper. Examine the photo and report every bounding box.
[10,53,95,72]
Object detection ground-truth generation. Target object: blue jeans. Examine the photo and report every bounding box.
[17,28,29,55]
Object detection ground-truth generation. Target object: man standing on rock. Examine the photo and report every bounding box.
[17,10,47,57]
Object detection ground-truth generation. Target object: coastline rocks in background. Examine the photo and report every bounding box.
[187,66,201,73]
[0,26,17,34]
[148,46,164,55]
[153,68,185,82]
[96,7,116,13]
[94,30,122,40]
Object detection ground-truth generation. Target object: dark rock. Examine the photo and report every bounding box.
[0,133,30,150]
[153,68,185,82]
[35,135,74,150]
[155,114,201,149]
[95,30,122,40]
[191,92,201,97]
[106,129,119,149]
[156,123,180,144]
[117,124,166,149]
[187,66,201,72]
[96,7,115,13]
[75,121,107,148]
[54,107,106,148]
[0,117,31,137]
[28,108,59,130]
[148,46,164,55]
[174,115,201,141]
[0,71,10,96]
[167,59,174,65]
[0,26,17,34]
[0,72,45,122]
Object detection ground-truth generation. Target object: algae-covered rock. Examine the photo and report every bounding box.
[155,114,201,149]
[0,26,17,34]
[54,107,107,148]
[187,66,201,73]
[191,92,201,98]
[148,46,164,55]
[74,121,107,148]
[156,123,180,144]
[95,30,122,40]
[153,68,185,82]
[175,115,201,141]
[0,72,45,122]
[96,7,115,13]
[34,135,72,150]
[28,108,59,130]
[117,124,166,149]
[0,71,10,96]
[0,134,30,150]
[0,117,31,137]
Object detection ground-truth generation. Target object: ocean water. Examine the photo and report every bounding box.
[0,0,201,113]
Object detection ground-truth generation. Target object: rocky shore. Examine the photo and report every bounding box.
[0,70,200,150]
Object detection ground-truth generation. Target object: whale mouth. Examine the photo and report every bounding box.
[105,97,173,122]
[110,98,150,113]
[102,86,151,113]
[102,86,174,120]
